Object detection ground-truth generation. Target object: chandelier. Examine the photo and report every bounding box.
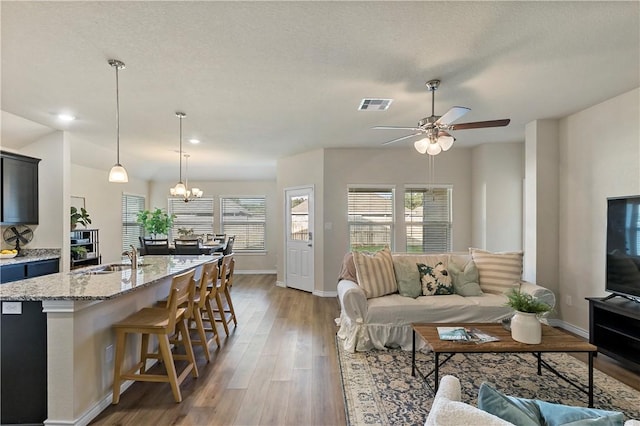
[169,112,203,202]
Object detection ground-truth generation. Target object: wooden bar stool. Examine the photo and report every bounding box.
[188,260,221,356]
[212,255,238,336]
[112,269,198,404]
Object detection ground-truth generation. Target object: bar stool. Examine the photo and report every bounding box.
[112,269,198,404]
[188,260,221,356]
[212,255,238,336]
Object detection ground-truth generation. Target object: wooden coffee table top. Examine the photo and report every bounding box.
[412,323,597,353]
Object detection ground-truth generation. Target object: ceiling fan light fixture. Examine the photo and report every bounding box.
[438,135,455,151]
[426,141,442,156]
[414,138,429,154]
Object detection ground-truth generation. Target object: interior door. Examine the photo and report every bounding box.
[285,186,314,292]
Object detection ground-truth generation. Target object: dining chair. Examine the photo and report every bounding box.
[222,235,235,255]
[112,269,198,404]
[174,239,202,255]
[143,238,170,255]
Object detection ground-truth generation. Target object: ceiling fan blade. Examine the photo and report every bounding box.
[435,106,471,126]
[373,126,421,131]
[381,132,423,145]
[449,119,511,130]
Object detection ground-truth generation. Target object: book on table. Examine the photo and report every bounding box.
[437,326,499,343]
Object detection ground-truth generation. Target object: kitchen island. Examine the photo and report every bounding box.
[0,255,220,426]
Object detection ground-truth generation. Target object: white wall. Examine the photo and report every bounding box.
[471,142,524,252]
[558,87,640,331]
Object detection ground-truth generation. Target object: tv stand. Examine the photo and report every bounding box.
[587,297,640,371]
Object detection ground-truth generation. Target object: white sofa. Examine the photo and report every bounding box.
[426,375,640,426]
[336,251,556,352]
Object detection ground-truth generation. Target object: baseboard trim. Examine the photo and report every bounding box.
[235,269,276,275]
[313,290,338,298]
[549,318,589,339]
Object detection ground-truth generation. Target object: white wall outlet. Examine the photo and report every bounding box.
[2,301,22,314]
[105,345,114,364]
[565,295,573,306]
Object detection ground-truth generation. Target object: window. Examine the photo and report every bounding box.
[220,196,266,252]
[121,194,145,251]
[405,186,452,253]
[168,197,214,241]
[348,187,394,251]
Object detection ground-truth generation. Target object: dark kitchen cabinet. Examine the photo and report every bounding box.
[1,150,40,224]
[0,258,60,284]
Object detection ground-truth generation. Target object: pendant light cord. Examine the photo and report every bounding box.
[115,65,120,164]
[179,114,183,182]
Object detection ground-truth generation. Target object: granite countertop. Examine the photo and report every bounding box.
[0,248,61,265]
[0,255,219,301]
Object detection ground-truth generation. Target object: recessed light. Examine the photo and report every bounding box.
[189,139,200,144]
[57,113,76,122]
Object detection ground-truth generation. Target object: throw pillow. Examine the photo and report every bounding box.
[478,382,625,426]
[338,252,358,283]
[417,262,453,296]
[392,256,422,298]
[470,248,523,294]
[352,247,397,299]
[449,259,483,296]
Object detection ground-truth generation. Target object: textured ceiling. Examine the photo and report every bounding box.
[1,1,638,181]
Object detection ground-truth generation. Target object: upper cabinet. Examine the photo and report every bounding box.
[1,151,40,224]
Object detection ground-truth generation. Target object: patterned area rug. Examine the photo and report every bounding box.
[337,342,640,425]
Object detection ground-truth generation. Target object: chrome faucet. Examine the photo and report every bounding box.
[122,245,138,269]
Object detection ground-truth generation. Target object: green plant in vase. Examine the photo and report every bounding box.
[70,206,92,230]
[136,208,176,238]
[504,288,552,344]
[71,246,87,260]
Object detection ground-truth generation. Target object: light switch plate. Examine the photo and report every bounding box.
[2,301,22,314]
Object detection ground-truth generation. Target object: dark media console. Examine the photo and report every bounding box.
[587,295,640,371]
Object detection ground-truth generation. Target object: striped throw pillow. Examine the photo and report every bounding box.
[470,248,523,294]
[353,247,397,299]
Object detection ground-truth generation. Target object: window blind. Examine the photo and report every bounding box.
[220,196,266,251]
[168,197,214,241]
[347,188,394,251]
[405,187,452,253]
[121,194,145,252]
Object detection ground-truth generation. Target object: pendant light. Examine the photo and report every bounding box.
[170,113,203,202]
[108,59,129,183]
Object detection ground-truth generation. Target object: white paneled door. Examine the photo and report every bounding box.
[285,186,314,293]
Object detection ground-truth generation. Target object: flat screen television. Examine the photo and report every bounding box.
[606,195,640,301]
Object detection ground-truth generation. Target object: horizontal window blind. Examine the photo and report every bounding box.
[221,196,266,251]
[168,197,214,241]
[121,194,145,252]
[405,187,452,253]
[348,188,394,251]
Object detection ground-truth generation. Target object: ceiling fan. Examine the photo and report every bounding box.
[373,79,510,155]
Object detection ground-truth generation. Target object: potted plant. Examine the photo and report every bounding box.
[71,246,87,260]
[70,206,92,230]
[177,227,198,240]
[505,288,552,344]
[136,208,175,239]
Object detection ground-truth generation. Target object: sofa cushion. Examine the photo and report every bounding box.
[338,252,358,283]
[353,247,397,299]
[417,262,453,295]
[393,256,422,298]
[470,248,523,294]
[449,259,483,296]
[478,382,625,426]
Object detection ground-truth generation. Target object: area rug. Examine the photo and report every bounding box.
[337,343,640,426]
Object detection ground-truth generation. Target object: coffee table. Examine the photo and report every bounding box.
[411,322,598,407]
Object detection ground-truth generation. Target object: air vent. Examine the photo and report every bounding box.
[358,98,393,111]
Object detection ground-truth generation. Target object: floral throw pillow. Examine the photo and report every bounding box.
[417,262,453,296]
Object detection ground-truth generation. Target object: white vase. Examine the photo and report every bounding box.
[510,311,541,344]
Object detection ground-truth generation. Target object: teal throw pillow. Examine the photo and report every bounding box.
[417,262,453,296]
[478,382,625,426]
[449,260,483,296]
[393,257,422,298]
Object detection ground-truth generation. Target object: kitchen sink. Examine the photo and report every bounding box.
[74,263,150,275]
